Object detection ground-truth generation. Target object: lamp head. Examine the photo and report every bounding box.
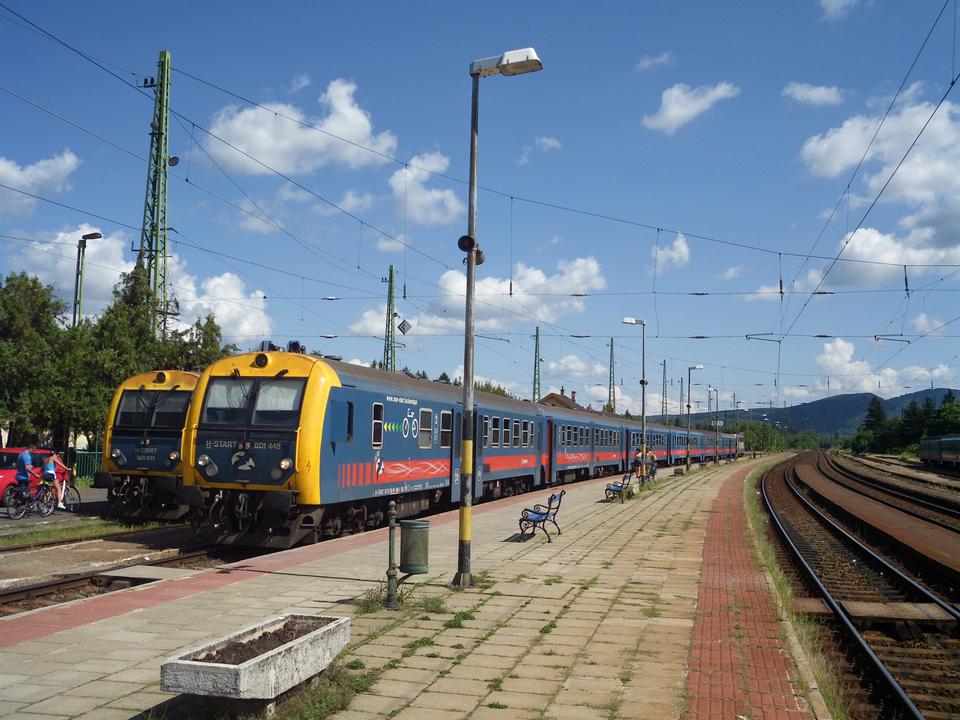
[81,232,102,241]
[470,48,542,78]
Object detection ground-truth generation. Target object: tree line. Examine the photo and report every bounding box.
[0,268,231,449]
[847,392,959,454]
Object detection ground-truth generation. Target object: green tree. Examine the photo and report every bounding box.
[0,273,65,445]
[861,396,887,432]
[475,381,515,398]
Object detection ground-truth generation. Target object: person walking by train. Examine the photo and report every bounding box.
[632,447,643,483]
[644,449,657,484]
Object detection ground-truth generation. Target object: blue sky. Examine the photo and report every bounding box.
[1,0,958,417]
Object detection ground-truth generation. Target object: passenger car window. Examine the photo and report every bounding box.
[372,403,384,448]
[513,419,520,447]
[492,417,501,447]
[502,417,511,448]
[483,416,489,447]
[419,409,433,449]
[440,411,452,448]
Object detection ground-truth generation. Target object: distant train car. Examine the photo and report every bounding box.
[178,350,739,548]
[95,370,199,520]
[919,435,960,467]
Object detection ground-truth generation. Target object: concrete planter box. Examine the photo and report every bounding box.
[161,614,349,702]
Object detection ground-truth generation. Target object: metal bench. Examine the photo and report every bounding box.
[605,472,635,503]
[518,490,565,542]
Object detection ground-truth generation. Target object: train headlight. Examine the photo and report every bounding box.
[270,467,283,481]
[168,450,180,462]
[196,455,219,478]
[196,454,210,467]
[279,458,292,471]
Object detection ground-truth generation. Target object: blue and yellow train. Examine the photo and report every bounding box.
[95,370,199,520]
[176,350,738,548]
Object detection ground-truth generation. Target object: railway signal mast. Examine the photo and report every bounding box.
[383,265,397,371]
[138,50,177,337]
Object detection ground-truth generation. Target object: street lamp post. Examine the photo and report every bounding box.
[685,364,703,472]
[72,231,102,326]
[453,48,542,589]
[622,318,646,476]
[707,387,719,463]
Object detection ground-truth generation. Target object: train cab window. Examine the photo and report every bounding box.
[419,409,433,449]
[440,411,453,448]
[513,419,521,447]
[251,379,307,427]
[372,403,384,448]
[503,418,511,448]
[492,417,501,447]
[482,416,490,448]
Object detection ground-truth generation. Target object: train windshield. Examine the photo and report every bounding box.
[115,390,192,429]
[200,377,306,428]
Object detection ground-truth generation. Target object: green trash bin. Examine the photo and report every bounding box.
[399,519,429,575]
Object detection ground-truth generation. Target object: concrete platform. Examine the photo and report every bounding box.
[96,565,198,582]
[0,457,821,720]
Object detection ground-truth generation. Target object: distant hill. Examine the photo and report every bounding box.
[656,388,958,436]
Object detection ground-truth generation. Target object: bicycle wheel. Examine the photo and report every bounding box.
[38,487,56,517]
[12,490,30,519]
[62,485,81,513]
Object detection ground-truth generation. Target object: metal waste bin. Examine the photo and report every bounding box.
[399,519,429,575]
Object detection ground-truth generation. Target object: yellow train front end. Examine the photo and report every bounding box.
[178,351,341,547]
[95,370,200,520]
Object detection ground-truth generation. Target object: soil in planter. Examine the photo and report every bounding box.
[196,617,334,665]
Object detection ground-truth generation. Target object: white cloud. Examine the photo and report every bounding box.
[277,183,313,203]
[783,385,814,399]
[313,189,377,216]
[348,358,371,367]
[643,82,741,135]
[350,257,606,335]
[652,232,690,271]
[911,312,944,336]
[237,197,280,234]
[518,135,562,166]
[783,82,843,106]
[813,337,956,397]
[205,79,397,174]
[636,51,672,72]
[388,152,464,225]
[168,256,273,339]
[547,355,606,379]
[821,0,859,21]
[720,265,743,280]
[10,224,133,316]
[375,232,406,253]
[0,150,81,216]
[287,72,311,93]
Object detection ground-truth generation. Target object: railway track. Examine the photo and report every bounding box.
[818,453,960,533]
[847,453,960,490]
[762,456,960,720]
[0,546,265,616]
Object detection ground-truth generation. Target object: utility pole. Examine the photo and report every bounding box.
[72,232,100,326]
[679,377,684,427]
[532,325,541,402]
[138,50,173,337]
[383,264,397,371]
[607,339,616,412]
[661,360,667,420]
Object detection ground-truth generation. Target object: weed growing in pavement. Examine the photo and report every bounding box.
[743,462,851,720]
[539,620,557,634]
[487,702,508,709]
[425,652,440,658]
[601,560,613,569]
[452,643,464,649]
[403,637,434,650]
[345,659,366,670]
[473,570,495,589]
[266,663,380,720]
[486,677,503,691]
[443,610,475,629]
[508,672,519,679]
[418,596,447,614]
[579,576,599,590]
[543,576,563,585]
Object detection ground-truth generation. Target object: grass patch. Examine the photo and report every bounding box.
[73,475,95,488]
[487,702,508,709]
[473,570,495,590]
[543,576,563,586]
[743,461,850,720]
[403,637,434,650]
[345,659,366,670]
[579,576,599,590]
[539,620,557,634]
[486,677,503,691]
[269,663,379,720]
[601,560,613,569]
[0,519,163,549]
[443,610,475,629]
[418,596,447,614]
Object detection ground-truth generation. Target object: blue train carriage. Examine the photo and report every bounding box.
[95,370,199,520]
[920,435,960,467]
[544,407,626,484]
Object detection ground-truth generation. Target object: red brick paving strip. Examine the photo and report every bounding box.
[685,464,813,719]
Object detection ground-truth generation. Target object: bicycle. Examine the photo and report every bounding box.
[59,478,82,513]
[6,480,57,519]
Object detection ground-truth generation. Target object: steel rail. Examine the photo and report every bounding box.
[0,523,190,555]
[761,464,926,720]
[818,454,960,532]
